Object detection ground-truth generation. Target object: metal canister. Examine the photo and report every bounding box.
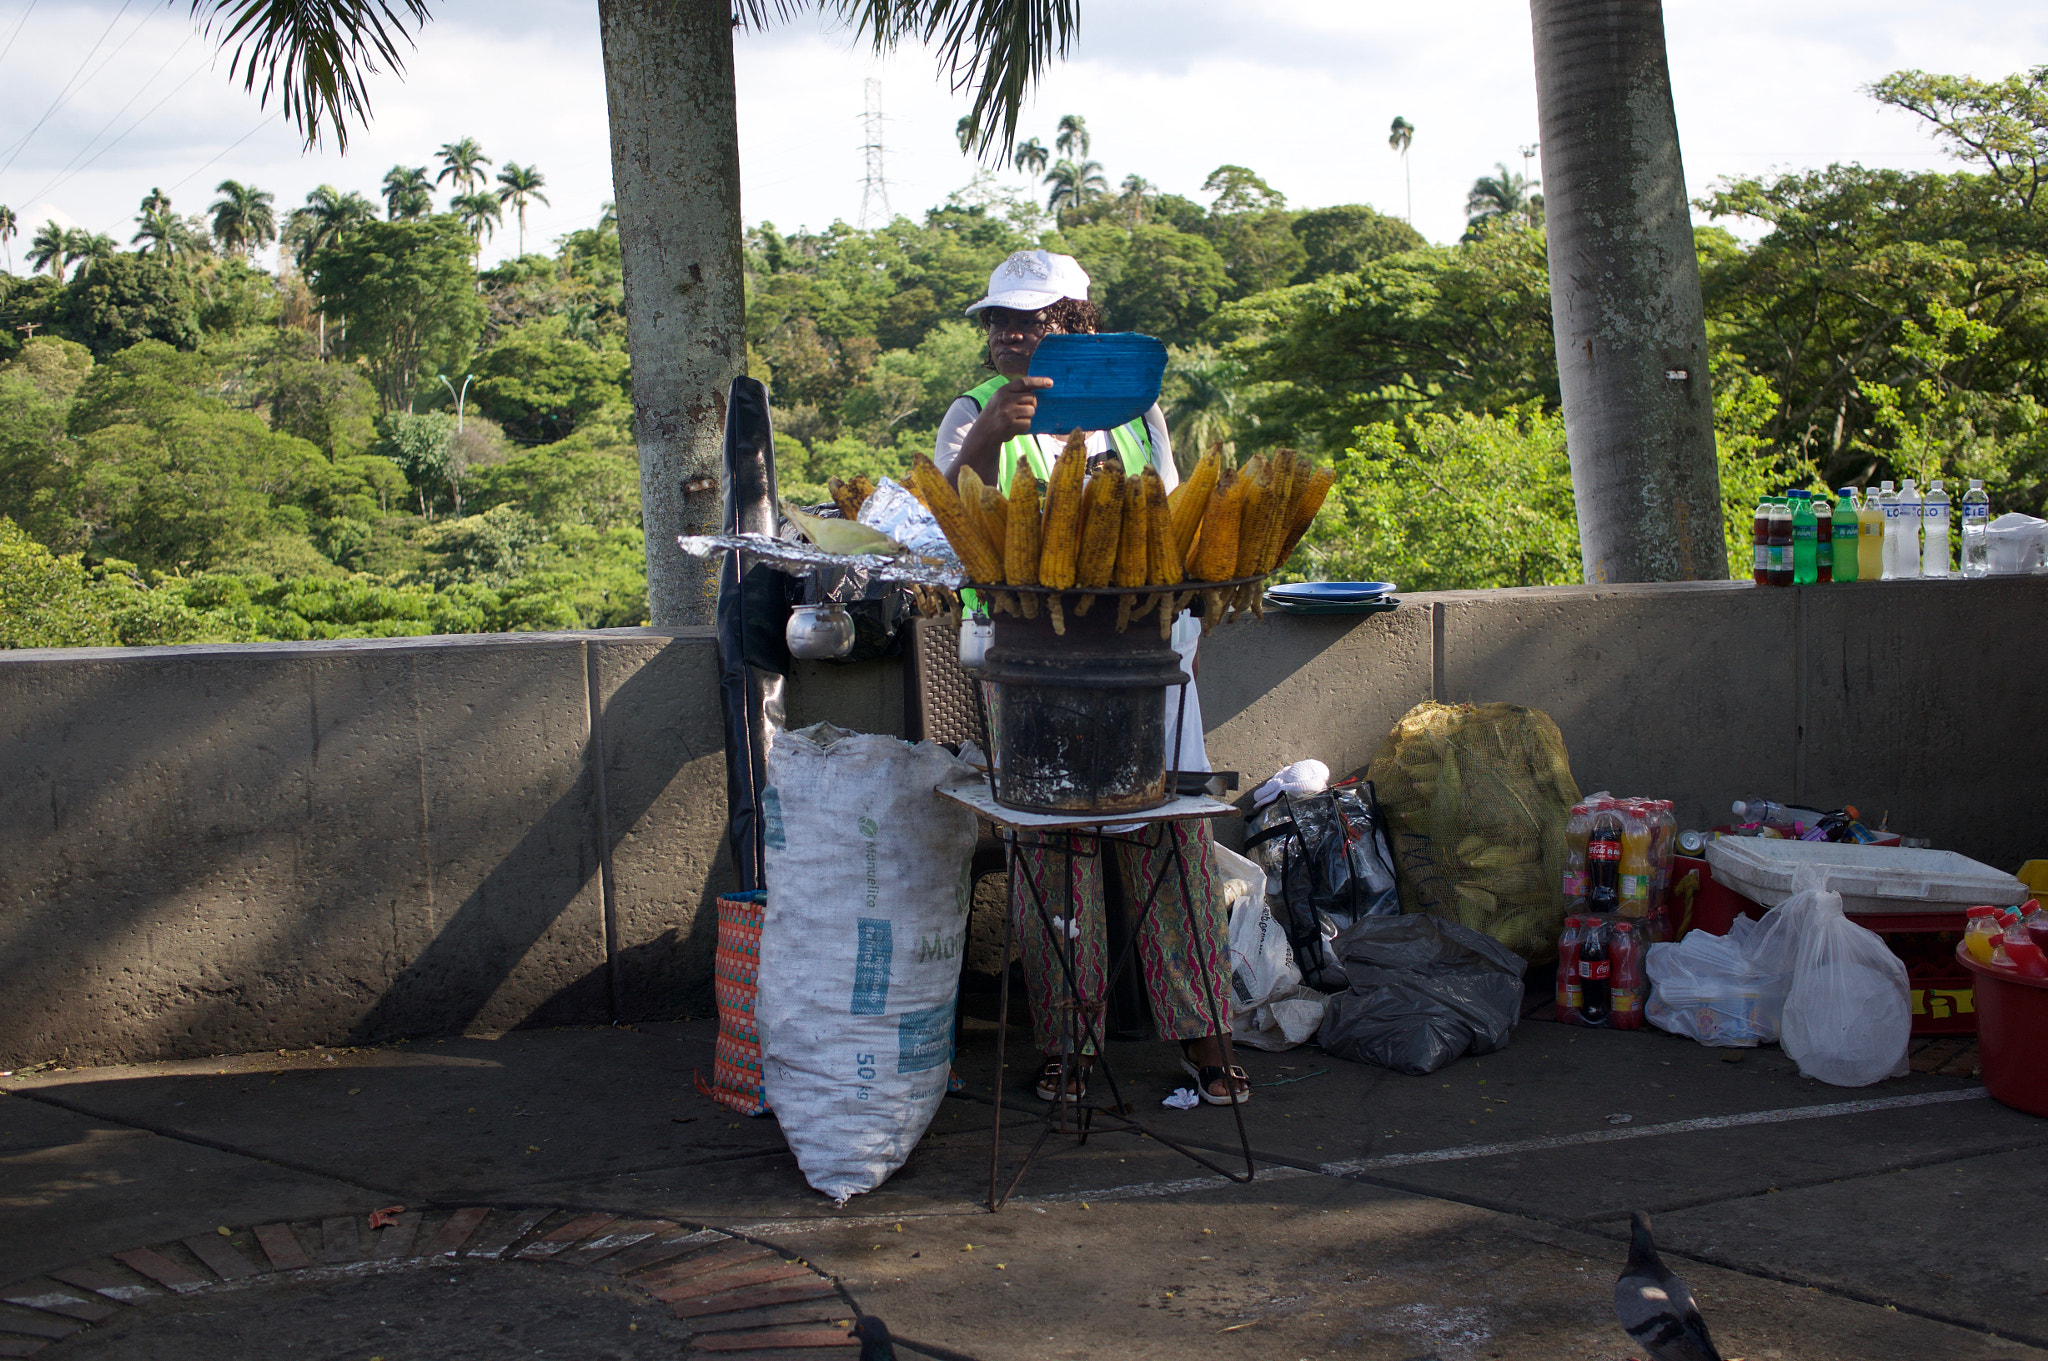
[980,598,1186,814]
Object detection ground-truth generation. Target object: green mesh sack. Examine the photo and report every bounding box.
[1365,701,1581,962]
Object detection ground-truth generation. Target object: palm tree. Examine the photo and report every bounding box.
[283,184,378,268]
[1464,161,1542,231]
[1532,0,1723,581]
[382,165,434,219]
[1012,136,1048,177]
[1161,347,1249,472]
[210,179,278,255]
[451,190,502,245]
[495,161,549,255]
[66,231,116,274]
[1054,113,1089,158]
[1388,116,1415,224]
[1042,157,1107,216]
[132,193,202,260]
[26,220,68,278]
[283,185,378,357]
[193,0,1078,626]
[435,136,492,193]
[1118,173,1152,225]
[0,205,16,274]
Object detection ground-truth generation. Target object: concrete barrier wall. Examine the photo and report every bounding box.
[5,577,2044,1066]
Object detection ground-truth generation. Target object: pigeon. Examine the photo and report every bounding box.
[1614,1210,1722,1361]
[849,1315,897,1361]
[848,1315,977,1361]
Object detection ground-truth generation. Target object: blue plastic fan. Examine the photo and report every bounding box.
[1025,333,1169,435]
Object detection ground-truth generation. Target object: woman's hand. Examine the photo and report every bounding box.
[948,375,1053,486]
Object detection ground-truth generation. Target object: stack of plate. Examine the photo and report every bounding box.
[1262,581,1399,615]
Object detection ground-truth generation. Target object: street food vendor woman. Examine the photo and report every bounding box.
[932,251,1248,1108]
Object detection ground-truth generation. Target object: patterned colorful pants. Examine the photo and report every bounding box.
[1009,819,1231,1057]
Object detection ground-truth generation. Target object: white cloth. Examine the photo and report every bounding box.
[1252,759,1331,810]
[935,397,1179,494]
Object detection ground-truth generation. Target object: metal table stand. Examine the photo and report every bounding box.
[934,770,1257,1210]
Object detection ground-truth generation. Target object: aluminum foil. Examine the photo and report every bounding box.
[857,477,959,565]
[677,531,965,589]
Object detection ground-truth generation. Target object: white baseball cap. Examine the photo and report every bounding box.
[964,250,1090,315]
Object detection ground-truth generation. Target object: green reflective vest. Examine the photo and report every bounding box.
[962,375,1154,493]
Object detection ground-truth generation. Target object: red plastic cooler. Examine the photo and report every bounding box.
[1957,948,2048,1116]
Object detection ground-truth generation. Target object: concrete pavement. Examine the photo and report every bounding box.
[3,1010,2043,1360]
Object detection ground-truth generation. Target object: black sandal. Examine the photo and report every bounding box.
[1035,1055,1090,1103]
[1179,1041,1250,1106]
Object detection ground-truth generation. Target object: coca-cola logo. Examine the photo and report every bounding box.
[1588,842,1620,862]
[1578,960,1611,980]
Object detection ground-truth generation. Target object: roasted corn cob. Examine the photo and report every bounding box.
[1037,435,1087,590]
[1169,449,1221,567]
[911,454,1004,583]
[828,475,863,521]
[1189,466,1245,582]
[1142,467,1180,587]
[978,484,1009,560]
[1274,464,1337,566]
[1004,456,1042,618]
[1076,464,1125,589]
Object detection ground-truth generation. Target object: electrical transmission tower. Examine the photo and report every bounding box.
[858,78,891,228]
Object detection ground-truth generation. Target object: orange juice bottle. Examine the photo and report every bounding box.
[1963,906,2002,963]
[1619,799,1652,918]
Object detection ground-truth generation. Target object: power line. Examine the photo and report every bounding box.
[857,77,890,229]
[0,0,139,177]
[0,0,38,74]
[97,112,278,236]
[21,33,203,208]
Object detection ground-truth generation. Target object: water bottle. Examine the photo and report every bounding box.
[1833,488,1860,583]
[1887,479,1921,579]
[1876,481,1899,579]
[1962,478,1991,578]
[1790,491,1817,585]
[1922,479,1952,577]
[1857,486,1885,581]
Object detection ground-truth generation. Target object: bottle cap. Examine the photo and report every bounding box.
[1971,478,1984,488]
[1839,487,1857,496]
[1967,905,1997,918]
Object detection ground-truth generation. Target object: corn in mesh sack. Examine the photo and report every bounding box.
[1365,702,1581,962]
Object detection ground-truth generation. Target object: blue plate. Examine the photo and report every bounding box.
[1026,333,1168,434]
[1267,581,1397,602]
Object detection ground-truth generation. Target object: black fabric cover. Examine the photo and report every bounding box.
[1316,913,1528,1076]
[716,376,788,891]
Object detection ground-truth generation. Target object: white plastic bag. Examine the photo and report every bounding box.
[1644,915,1790,1047]
[1772,869,1912,1086]
[757,722,979,1203]
[1217,842,1327,1050]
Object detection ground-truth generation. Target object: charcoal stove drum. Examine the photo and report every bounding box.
[978,594,1187,814]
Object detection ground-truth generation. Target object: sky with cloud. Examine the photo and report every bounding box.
[0,0,2041,277]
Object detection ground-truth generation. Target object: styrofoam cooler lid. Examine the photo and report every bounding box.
[1704,837,2028,912]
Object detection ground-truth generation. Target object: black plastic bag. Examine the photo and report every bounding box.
[1244,783,1401,992]
[1316,914,1527,1075]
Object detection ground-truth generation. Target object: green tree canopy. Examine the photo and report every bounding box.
[309,216,485,413]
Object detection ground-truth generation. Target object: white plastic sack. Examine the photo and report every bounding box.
[1217,842,1327,1050]
[1767,866,1912,1086]
[1644,915,1790,1048]
[757,723,979,1203]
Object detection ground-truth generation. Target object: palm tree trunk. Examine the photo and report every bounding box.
[598,0,746,626]
[1530,0,1725,581]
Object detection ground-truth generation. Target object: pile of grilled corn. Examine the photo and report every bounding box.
[904,435,1333,634]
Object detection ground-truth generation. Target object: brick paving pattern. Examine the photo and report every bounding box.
[0,1209,861,1357]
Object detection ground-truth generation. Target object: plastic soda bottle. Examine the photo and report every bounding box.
[1609,921,1644,1030]
[1578,919,1612,1025]
[1562,801,1592,909]
[1832,488,1860,583]
[1814,492,1833,582]
[1891,478,1922,579]
[1586,802,1624,914]
[1556,916,1584,1019]
[1962,479,1991,578]
[1964,906,2002,963]
[1618,800,1653,917]
[1649,800,1677,916]
[1790,491,1817,585]
[1922,479,1952,577]
[1857,486,1885,580]
[1751,496,1771,585]
[2003,919,2048,977]
[1768,497,1794,587]
[2025,899,2048,953]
